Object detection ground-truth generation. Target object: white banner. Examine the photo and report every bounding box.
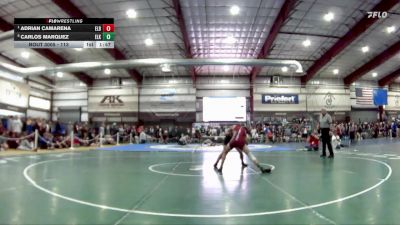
[0,78,29,108]
[387,91,400,111]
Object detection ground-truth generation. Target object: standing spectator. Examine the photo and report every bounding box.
[54,121,62,136]
[7,116,13,131]
[356,124,362,141]
[391,122,397,138]
[302,126,308,142]
[162,129,168,144]
[349,122,355,143]
[319,108,334,158]
[11,116,23,136]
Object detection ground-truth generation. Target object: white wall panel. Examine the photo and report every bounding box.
[53,92,87,100]
[53,100,88,108]
[140,87,195,95]
[89,88,137,96]
[28,80,49,89]
[27,109,49,120]
[29,88,51,99]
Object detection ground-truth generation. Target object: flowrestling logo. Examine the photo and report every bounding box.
[367,11,388,19]
[262,94,299,104]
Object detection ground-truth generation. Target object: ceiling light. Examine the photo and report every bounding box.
[361,46,369,53]
[323,12,334,22]
[56,72,63,78]
[223,65,229,72]
[161,64,171,72]
[79,82,86,87]
[386,26,396,34]
[333,69,339,75]
[126,9,137,18]
[281,66,288,72]
[230,5,240,15]
[302,39,311,47]
[224,36,237,44]
[74,48,83,51]
[104,68,111,75]
[372,72,378,77]
[21,51,30,59]
[144,38,154,46]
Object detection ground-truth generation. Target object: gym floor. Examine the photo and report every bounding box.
[0,139,399,225]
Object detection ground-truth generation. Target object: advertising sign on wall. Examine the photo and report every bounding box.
[88,88,138,112]
[262,94,299,104]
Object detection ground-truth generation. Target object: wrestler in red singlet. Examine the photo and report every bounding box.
[215,124,271,174]
[229,124,247,150]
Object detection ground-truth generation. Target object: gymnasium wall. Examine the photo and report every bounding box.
[47,76,400,123]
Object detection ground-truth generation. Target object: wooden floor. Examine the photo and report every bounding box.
[0,139,399,224]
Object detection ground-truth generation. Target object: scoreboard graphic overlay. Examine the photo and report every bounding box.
[14,18,114,49]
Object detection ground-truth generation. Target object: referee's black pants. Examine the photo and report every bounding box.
[321,128,334,157]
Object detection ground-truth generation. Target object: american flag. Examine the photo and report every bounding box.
[355,88,373,105]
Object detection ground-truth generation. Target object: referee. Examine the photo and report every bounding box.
[319,108,334,158]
